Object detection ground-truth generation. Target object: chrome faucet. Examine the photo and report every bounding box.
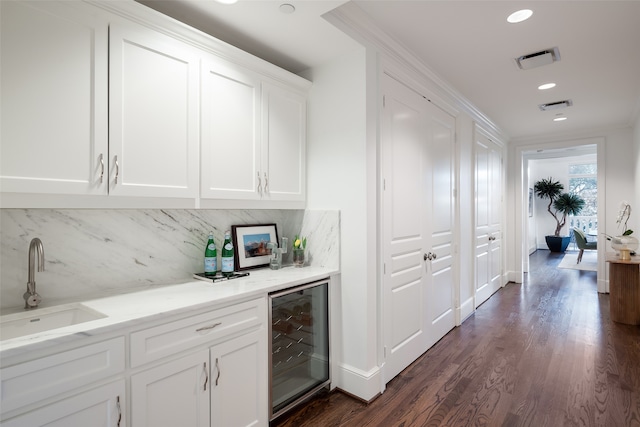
[267,237,288,270]
[24,237,44,309]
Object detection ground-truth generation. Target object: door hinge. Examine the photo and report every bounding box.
[383,263,386,274]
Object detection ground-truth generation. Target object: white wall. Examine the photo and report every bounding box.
[457,114,477,320]
[301,46,382,399]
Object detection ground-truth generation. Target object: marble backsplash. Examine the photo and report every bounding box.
[0,209,339,310]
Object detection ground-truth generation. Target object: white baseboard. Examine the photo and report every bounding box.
[333,362,382,402]
[507,270,523,283]
[458,297,475,324]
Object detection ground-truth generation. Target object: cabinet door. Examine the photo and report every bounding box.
[261,82,306,202]
[210,329,267,427]
[131,349,209,427]
[109,22,199,199]
[1,380,125,427]
[201,59,261,200]
[0,1,108,195]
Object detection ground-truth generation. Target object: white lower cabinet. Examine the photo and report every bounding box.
[131,349,210,427]
[0,300,267,427]
[210,329,267,427]
[130,298,267,427]
[0,337,126,426]
[2,380,125,427]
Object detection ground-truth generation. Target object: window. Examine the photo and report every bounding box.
[568,162,597,238]
[568,162,597,216]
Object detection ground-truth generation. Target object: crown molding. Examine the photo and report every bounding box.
[325,2,509,141]
[85,0,311,92]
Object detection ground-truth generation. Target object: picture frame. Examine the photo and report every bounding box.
[231,224,279,271]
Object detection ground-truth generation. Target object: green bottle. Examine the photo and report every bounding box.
[221,230,234,276]
[204,232,217,276]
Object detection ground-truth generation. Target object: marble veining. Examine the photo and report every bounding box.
[0,209,339,310]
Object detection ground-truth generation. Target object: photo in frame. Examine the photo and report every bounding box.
[231,224,279,271]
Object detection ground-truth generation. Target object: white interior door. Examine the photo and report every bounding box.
[425,106,456,343]
[382,74,455,383]
[474,129,503,306]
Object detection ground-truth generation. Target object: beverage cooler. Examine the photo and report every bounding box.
[269,279,330,421]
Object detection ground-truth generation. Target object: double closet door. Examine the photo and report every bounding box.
[381,74,456,383]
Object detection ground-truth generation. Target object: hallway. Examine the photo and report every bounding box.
[273,250,640,427]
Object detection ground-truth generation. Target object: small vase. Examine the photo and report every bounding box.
[611,235,639,260]
[293,249,305,267]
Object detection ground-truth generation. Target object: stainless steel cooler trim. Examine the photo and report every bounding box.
[268,278,330,421]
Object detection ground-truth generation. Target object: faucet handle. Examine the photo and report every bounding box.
[24,291,41,309]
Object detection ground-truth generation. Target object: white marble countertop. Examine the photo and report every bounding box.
[0,265,337,360]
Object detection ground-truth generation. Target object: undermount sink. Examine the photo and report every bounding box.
[0,303,107,341]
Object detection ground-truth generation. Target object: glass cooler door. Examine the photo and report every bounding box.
[269,279,329,420]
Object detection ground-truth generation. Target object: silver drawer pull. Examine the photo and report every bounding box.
[196,322,222,332]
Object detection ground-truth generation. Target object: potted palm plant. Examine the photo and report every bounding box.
[534,177,585,252]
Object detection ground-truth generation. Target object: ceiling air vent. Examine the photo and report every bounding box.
[538,99,573,111]
[514,47,561,70]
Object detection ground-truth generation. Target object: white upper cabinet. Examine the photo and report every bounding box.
[0,1,108,196]
[1,0,308,208]
[261,82,306,202]
[200,59,261,200]
[200,61,307,205]
[109,21,199,199]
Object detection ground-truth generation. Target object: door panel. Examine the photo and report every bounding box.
[382,76,429,382]
[474,129,503,307]
[382,74,455,383]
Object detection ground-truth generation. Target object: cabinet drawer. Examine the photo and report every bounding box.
[130,298,265,367]
[0,337,125,414]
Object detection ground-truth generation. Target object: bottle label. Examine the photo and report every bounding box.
[204,257,217,273]
[221,257,234,272]
[208,243,216,251]
[224,243,233,250]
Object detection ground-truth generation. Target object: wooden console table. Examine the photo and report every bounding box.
[606,252,640,325]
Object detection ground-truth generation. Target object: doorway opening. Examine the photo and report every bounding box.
[519,138,606,293]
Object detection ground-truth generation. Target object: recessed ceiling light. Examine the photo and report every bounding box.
[507,9,533,24]
[279,3,295,14]
[538,83,556,90]
[553,117,568,122]
[215,0,238,4]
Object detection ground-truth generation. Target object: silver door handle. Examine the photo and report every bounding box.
[257,172,262,195]
[264,172,269,193]
[424,252,437,261]
[114,155,119,185]
[215,357,220,386]
[203,362,208,391]
[99,154,104,184]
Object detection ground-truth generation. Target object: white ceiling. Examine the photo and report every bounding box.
[138,0,640,140]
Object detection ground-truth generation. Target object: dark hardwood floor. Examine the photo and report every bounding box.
[272,250,640,427]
